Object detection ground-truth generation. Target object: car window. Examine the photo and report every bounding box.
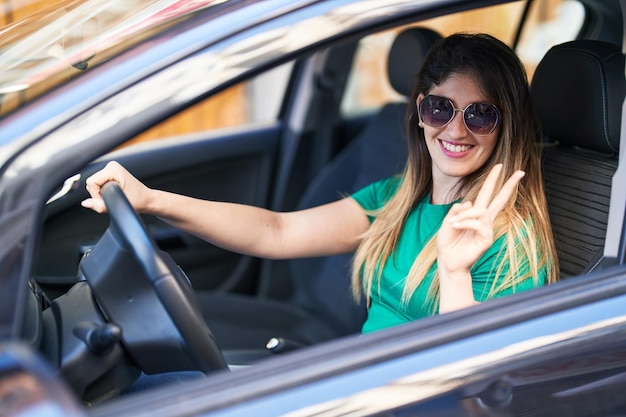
[340,0,585,116]
[124,0,585,146]
[0,0,220,117]
[124,61,293,146]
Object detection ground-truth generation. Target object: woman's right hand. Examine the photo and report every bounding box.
[81,161,153,214]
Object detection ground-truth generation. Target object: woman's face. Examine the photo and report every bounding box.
[417,73,500,192]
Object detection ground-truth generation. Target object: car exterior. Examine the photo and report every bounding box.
[1,0,626,416]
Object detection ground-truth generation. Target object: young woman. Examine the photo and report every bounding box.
[82,33,558,334]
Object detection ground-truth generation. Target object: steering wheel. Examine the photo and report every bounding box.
[80,182,227,374]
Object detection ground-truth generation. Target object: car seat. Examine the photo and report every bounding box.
[530,40,625,277]
[197,27,443,350]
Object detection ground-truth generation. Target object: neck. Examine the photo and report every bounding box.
[431,175,462,205]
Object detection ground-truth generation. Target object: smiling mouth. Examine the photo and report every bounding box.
[440,140,473,153]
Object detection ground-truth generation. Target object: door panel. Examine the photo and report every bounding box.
[36,126,281,296]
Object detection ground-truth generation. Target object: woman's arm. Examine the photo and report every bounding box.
[82,161,370,259]
[436,164,525,313]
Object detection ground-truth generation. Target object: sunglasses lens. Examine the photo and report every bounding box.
[464,103,500,135]
[419,96,454,128]
[419,95,500,135]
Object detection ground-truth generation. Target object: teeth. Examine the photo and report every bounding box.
[441,141,471,153]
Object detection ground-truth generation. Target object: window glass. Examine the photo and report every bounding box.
[0,0,218,117]
[340,0,585,115]
[125,62,293,146]
[516,0,585,76]
[126,0,585,146]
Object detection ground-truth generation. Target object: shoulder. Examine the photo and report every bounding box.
[350,176,402,211]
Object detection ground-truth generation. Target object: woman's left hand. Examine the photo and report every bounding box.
[436,164,525,279]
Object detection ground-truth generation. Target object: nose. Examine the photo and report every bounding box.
[444,109,469,139]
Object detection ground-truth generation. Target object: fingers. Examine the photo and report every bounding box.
[472,164,525,217]
[81,197,107,213]
[486,169,525,217]
[449,218,492,241]
[473,163,503,209]
[445,202,489,234]
[81,161,128,213]
[445,165,525,228]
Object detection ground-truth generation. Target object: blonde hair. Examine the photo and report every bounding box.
[351,33,558,312]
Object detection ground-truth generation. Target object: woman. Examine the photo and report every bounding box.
[82,33,558,334]
[351,33,558,332]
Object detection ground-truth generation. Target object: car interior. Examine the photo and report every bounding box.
[194,22,626,352]
[196,27,444,351]
[24,0,626,406]
[531,39,624,277]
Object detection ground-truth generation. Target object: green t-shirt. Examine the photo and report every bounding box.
[351,177,546,333]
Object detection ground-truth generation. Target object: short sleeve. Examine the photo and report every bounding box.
[351,177,401,214]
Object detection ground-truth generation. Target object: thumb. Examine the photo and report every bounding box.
[81,198,107,214]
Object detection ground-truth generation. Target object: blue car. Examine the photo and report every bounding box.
[1,0,626,415]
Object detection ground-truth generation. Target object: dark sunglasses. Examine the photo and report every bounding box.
[418,95,501,135]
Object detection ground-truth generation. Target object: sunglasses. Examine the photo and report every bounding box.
[418,95,501,136]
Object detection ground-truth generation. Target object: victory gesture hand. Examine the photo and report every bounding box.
[436,164,525,279]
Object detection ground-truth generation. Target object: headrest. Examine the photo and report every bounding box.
[531,40,625,154]
[387,27,442,97]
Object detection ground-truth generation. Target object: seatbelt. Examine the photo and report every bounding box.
[257,42,356,298]
[307,41,357,183]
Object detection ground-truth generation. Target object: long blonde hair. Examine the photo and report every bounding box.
[351,33,558,311]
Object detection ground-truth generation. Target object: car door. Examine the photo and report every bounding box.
[35,63,295,297]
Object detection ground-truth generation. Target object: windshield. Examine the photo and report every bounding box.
[0,0,226,117]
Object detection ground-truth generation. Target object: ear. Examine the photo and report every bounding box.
[416,93,425,106]
[416,93,425,127]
